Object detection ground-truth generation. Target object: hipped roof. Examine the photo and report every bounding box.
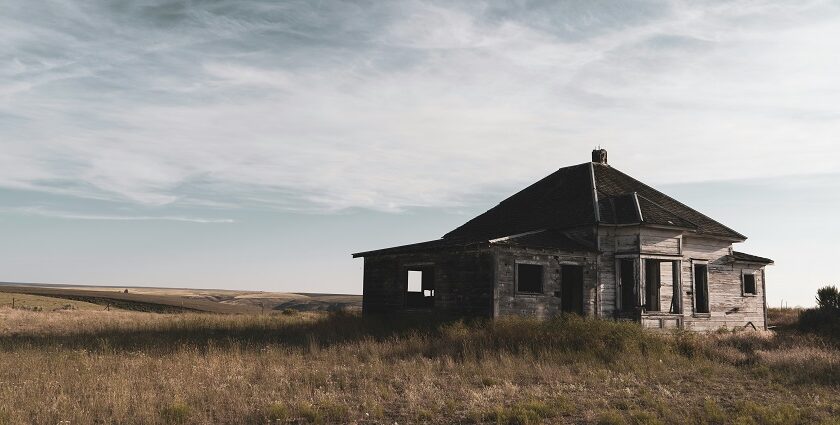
[354,161,747,257]
[444,162,746,241]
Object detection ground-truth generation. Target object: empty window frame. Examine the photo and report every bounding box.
[516,263,544,294]
[405,267,435,308]
[644,260,661,312]
[618,258,637,312]
[742,272,757,296]
[407,270,423,293]
[693,263,710,314]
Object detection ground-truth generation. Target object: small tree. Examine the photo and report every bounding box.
[800,285,840,340]
[816,285,840,310]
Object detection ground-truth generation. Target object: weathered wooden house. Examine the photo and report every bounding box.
[353,150,773,331]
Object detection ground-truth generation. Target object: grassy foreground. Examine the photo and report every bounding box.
[0,308,837,424]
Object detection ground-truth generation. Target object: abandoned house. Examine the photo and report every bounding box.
[353,149,773,331]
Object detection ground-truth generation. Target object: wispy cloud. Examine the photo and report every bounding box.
[0,207,235,224]
[1,0,839,213]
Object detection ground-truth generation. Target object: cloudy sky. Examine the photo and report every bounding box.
[2,0,838,306]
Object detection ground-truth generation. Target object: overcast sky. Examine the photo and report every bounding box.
[2,0,839,307]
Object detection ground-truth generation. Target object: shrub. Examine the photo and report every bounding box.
[265,403,289,422]
[160,402,191,425]
[816,286,840,310]
[702,399,727,425]
[293,403,319,423]
[481,377,500,387]
[799,286,840,341]
[318,402,350,422]
[596,410,627,425]
[732,401,805,425]
[486,399,570,425]
[628,410,662,425]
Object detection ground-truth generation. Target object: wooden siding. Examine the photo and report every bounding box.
[362,247,495,317]
[597,227,768,331]
[681,236,766,331]
[362,227,767,331]
[640,234,681,255]
[615,235,639,253]
[494,246,598,319]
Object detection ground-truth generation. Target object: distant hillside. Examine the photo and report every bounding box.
[0,283,361,314]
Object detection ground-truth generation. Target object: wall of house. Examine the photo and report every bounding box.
[681,236,767,331]
[494,246,598,319]
[362,247,495,317]
[597,227,767,331]
[362,229,766,330]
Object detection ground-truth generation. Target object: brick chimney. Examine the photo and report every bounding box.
[592,148,608,165]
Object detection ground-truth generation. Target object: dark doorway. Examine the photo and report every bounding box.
[619,259,637,312]
[561,265,584,314]
[694,264,709,313]
[405,267,435,309]
[644,260,661,312]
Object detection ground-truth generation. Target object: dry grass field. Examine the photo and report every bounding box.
[0,304,837,424]
[0,292,109,311]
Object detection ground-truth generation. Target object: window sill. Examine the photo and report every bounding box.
[693,313,711,318]
[515,292,544,297]
[742,294,758,297]
[642,311,682,317]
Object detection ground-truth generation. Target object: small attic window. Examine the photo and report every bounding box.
[516,264,543,294]
[743,273,757,295]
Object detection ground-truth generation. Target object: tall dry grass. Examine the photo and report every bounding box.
[0,307,837,424]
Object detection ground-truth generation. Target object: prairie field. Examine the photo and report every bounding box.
[0,292,106,312]
[0,305,837,425]
[0,284,362,314]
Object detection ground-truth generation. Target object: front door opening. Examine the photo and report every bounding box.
[561,265,584,314]
[694,264,709,314]
[619,259,637,312]
[644,260,661,312]
[406,268,435,309]
[642,259,682,314]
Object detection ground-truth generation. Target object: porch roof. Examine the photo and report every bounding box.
[731,251,774,265]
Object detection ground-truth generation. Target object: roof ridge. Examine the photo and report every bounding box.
[488,229,547,243]
[633,192,644,222]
